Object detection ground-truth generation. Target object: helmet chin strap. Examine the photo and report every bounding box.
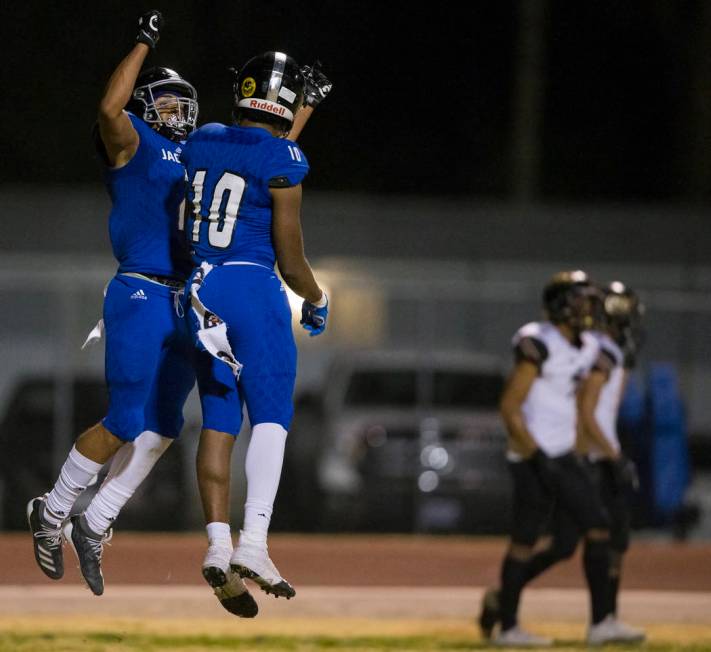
[151,122,186,142]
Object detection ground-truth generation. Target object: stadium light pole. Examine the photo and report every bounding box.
[511,0,548,204]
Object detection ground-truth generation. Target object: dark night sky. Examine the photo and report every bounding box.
[1,1,704,201]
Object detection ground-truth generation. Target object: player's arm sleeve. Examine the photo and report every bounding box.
[97,109,141,169]
[513,337,549,370]
[102,113,155,174]
[267,142,310,188]
[591,347,617,379]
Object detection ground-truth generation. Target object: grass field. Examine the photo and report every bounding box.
[1,585,710,651]
[1,617,711,651]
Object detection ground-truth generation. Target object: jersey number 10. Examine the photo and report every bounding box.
[186,170,246,248]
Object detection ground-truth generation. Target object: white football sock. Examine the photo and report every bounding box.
[206,521,233,548]
[241,422,287,545]
[83,431,172,535]
[44,446,104,527]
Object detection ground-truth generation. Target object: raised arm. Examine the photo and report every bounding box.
[288,106,315,142]
[287,61,332,142]
[97,10,163,167]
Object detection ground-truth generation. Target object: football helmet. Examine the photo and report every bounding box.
[542,270,602,331]
[232,51,305,135]
[602,281,644,359]
[127,67,198,141]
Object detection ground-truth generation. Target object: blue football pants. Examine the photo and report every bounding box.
[189,264,297,436]
[102,274,195,442]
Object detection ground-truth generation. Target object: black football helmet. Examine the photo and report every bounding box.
[232,51,305,136]
[542,270,602,332]
[602,281,645,362]
[126,67,198,141]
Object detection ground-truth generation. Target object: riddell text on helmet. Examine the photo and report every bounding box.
[249,99,286,116]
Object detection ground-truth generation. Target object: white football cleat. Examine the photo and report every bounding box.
[202,544,232,588]
[231,540,295,599]
[587,614,646,645]
[494,625,553,647]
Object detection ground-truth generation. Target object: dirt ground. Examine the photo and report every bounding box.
[2,532,710,636]
[2,533,710,591]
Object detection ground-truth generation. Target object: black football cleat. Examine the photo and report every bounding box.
[27,496,65,580]
[64,514,112,596]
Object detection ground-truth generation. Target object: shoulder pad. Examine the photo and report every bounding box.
[514,321,544,343]
[194,122,226,137]
[592,347,619,375]
[513,336,549,368]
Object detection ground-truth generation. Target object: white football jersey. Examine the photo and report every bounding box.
[512,321,600,457]
[588,331,625,459]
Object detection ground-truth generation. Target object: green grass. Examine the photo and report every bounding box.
[0,632,710,652]
[0,616,708,652]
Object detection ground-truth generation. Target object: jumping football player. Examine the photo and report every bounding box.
[576,281,646,644]
[181,51,329,601]
[478,270,613,647]
[25,10,258,617]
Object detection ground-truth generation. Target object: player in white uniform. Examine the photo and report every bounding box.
[479,271,614,647]
[577,281,646,644]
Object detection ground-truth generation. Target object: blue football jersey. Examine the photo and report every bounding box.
[181,123,309,267]
[103,113,192,279]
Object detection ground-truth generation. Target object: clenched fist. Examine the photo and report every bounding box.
[136,10,163,49]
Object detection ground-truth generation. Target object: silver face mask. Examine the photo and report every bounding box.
[132,78,199,140]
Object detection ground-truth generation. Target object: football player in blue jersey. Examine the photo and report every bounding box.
[181,51,329,600]
[26,10,257,617]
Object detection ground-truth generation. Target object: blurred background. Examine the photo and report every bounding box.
[0,1,709,540]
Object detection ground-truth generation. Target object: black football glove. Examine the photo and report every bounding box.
[136,10,163,49]
[611,455,640,493]
[301,60,333,108]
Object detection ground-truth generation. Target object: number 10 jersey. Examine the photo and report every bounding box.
[181,123,309,267]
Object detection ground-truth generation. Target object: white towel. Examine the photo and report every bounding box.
[190,262,243,378]
[81,280,111,350]
[81,319,105,350]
